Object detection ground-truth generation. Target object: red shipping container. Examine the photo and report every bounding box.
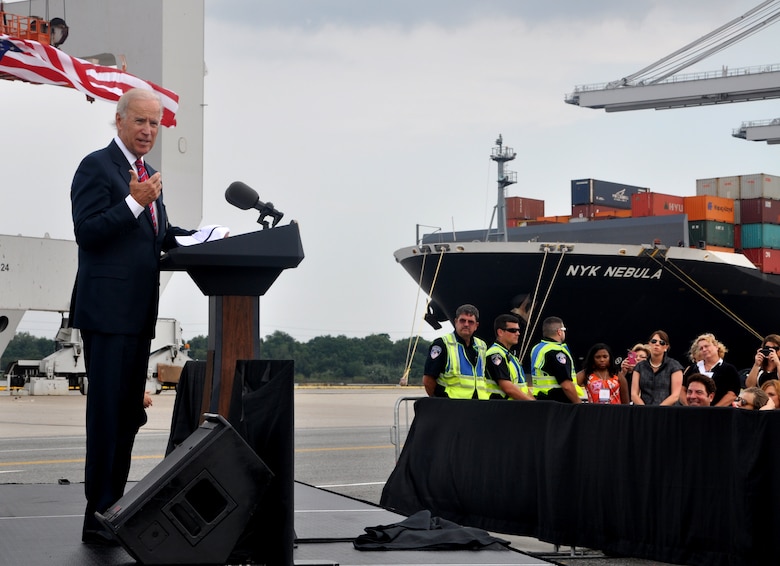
[735,224,741,250]
[683,195,735,223]
[742,248,780,274]
[631,192,686,217]
[505,197,545,220]
[738,198,780,225]
[571,204,624,218]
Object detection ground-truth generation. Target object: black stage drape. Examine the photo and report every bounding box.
[380,398,780,566]
[166,359,295,566]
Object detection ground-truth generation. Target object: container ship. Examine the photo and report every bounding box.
[394,137,780,370]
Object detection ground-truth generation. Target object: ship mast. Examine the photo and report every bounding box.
[491,135,517,242]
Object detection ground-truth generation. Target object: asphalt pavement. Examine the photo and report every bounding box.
[0,386,676,565]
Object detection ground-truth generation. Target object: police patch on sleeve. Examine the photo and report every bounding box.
[491,354,503,365]
[430,345,442,359]
[556,352,568,364]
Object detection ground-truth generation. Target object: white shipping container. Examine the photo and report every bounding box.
[717,176,740,200]
[740,174,780,200]
[696,178,717,196]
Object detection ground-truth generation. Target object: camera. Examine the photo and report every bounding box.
[760,347,774,356]
[626,351,637,365]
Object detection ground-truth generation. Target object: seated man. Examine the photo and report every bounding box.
[685,373,715,407]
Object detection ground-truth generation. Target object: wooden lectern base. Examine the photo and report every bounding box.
[200,295,260,420]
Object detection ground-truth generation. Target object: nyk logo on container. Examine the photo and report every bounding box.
[707,202,734,213]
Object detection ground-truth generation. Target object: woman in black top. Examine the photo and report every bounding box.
[680,333,740,407]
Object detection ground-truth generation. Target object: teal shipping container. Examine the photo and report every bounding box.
[688,221,735,248]
[740,223,780,249]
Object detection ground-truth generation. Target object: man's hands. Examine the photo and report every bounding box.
[129,168,162,207]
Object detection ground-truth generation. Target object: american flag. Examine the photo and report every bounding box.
[0,34,179,127]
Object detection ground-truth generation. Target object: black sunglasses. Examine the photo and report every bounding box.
[650,338,667,346]
[501,327,521,334]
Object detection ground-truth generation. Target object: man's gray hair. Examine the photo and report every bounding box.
[116,88,163,121]
[455,304,479,321]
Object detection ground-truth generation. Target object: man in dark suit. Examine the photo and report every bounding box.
[71,88,192,545]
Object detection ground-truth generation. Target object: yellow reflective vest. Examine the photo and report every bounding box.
[530,339,584,398]
[436,333,488,400]
[485,342,529,399]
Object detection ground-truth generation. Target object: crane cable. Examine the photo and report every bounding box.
[615,0,780,86]
[642,248,763,341]
[401,247,447,385]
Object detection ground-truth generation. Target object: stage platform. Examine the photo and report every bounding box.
[0,480,554,565]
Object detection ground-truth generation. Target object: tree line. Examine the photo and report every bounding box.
[2,331,431,385]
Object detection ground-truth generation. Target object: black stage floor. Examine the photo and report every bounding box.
[0,481,554,565]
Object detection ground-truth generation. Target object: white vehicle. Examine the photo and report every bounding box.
[4,317,192,395]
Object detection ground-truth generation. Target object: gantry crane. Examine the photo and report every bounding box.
[565,0,780,143]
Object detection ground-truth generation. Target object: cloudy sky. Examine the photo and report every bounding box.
[5,0,780,343]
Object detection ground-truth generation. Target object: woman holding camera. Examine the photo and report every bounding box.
[745,334,780,388]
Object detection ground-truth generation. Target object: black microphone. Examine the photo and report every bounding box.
[225,181,284,228]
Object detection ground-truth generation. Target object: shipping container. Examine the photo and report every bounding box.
[739,198,780,225]
[742,248,780,274]
[735,224,741,250]
[696,178,717,197]
[688,221,735,248]
[505,196,545,220]
[717,176,740,200]
[740,223,780,249]
[734,199,741,225]
[571,204,624,218]
[703,245,735,253]
[740,174,780,200]
[683,195,735,223]
[631,192,685,217]
[594,209,632,219]
[570,179,648,210]
[536,215,571,224]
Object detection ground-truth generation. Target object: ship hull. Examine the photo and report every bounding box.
[395,240,780,370]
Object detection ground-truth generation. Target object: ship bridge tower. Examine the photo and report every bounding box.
[491,134,517,242]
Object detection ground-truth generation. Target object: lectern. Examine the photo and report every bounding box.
[161,222,304,417]
[160,222,303,566]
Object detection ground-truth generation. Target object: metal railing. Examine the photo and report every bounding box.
[390,396,425,461]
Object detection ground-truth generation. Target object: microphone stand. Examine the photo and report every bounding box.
[255,203,284,229]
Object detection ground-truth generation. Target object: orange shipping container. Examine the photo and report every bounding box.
[631,192,685,217]
[536,215,571,224]
[594,209,632,219]
[571,204,624,218]
[683,195,735,223]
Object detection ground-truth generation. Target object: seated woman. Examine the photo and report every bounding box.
[733,386,773,410]
[745,334,780,388]
[631,330,683,406]
[577,343,628,404]
[680,333,740,407]
[761,379,780,409]
[618,343,650,398]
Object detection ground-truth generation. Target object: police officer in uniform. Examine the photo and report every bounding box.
[485,314,535,400]
[530,316,581,403]
[423,304,488,399]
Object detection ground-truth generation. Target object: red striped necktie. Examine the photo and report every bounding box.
[135,158,158,235]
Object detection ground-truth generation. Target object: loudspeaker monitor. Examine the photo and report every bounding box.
[97,414,272,565]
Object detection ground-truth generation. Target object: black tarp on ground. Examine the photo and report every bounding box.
[380,398,780,566]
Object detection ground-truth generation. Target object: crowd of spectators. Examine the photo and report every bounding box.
[422,304,778,410]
